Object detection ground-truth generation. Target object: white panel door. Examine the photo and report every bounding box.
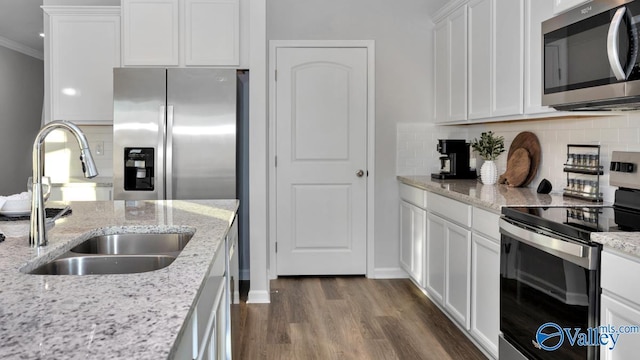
[493,0,524,117]
[399,200,426,285]
[600,294,640,360]
[471,232,499,358]
[449,5,468,122]
[275,47,368,275]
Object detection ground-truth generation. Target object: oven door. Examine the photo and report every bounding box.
[499,218,601,360]
[542,0,640,107]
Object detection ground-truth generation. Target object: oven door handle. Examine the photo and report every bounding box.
[499,218,599,270]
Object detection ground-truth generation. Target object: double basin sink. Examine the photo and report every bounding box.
[29,232,193,275]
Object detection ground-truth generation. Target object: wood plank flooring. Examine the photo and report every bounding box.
[232,277,488,360]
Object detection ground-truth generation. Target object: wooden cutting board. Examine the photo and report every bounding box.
[504,131,541,187]
[501,148,531,187]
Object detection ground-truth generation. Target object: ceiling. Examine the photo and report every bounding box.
[0,0,44,54]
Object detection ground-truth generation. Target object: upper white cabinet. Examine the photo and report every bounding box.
[122,0,240,67]
[468,0,524,120]
[524,0,554,114]
[43,6,121,124]
[434,0,555,123]
[434,6,468,123]
[554,0,590,14]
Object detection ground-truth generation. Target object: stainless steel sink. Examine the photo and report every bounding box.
[70,233,193,255]
[27,232,193,275]
[29,254,176,275]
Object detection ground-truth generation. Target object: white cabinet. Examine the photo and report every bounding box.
[465,0,524,121]
[434,5,467,122]
[493,0,524,117]
[399,183,427,286]
[122,0,239,67]
[434,0,556,123]
[425,192,472,329]
[524,0,554,114]
[43,6,120,125]
[444,219,471,329]
[471,207,500,358]
[554,0,590,14]
[601,249,640,360]
[467,0,491,120]
[400,201,426,286]
[426,213,446,303]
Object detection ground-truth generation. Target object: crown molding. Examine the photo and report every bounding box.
[0,36,43,60]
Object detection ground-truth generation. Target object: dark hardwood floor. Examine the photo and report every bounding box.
[232,277,487,360]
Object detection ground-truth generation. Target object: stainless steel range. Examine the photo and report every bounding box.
[499,151,640,360]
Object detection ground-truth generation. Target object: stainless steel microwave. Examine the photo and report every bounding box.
[542,0,640,110]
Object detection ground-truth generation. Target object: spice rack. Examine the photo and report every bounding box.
[563,144,603,202]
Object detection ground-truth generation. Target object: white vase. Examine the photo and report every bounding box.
[480,160,498,185]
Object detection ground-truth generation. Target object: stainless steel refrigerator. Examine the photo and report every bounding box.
[113,68,236,200]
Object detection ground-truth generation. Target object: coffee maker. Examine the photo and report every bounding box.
[431,139,477,180]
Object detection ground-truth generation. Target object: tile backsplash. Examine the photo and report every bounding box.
[397,113,640,203]
[44,125,113,183]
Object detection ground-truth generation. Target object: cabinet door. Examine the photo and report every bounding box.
[471,232,499,358]
[449,6,468,122]
[524,0,554,115]
[399,200,426,286]
[426,213,446,304]
[468,0,492,120]
[492,0,524,117]
[445,220,471,329]
[434,20,450,123]
[122,0,179,65]
[184,0,239,66]
[46,9,120,124]
[600,294,640,360]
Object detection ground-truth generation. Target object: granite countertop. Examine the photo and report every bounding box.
[0,199,238,359]
[398,175,640,259]
[397,175,604,213]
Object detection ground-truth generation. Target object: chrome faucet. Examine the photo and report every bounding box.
[30,120,98,247]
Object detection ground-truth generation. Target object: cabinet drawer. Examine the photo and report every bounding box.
[427,192,471,227]
[472,207,500,240]
[399,183,427,209]
[602,250,640,305]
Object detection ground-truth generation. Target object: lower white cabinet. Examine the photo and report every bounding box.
[426,212,471,329]
[399,182,501,359]
[400,200,426,286]
[600,249,640,360]
[471,232,499,358]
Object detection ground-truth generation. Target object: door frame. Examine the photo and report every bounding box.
[268,40,376,279]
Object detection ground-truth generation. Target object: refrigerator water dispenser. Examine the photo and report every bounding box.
[124,148,154,191]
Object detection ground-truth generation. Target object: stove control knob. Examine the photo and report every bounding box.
[621,162,636,173]
[611,162,620,171]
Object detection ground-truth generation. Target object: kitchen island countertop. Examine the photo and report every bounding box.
[0,199,237,359]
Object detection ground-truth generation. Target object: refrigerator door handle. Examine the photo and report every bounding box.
[166,105,174,200]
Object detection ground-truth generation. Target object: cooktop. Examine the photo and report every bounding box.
[501,205,639,243]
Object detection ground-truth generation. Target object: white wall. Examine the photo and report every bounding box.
[0,46,43,195]
[267,0,433,274]
[397,114,640,204]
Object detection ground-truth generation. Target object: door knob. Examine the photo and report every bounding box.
[356,170,365,177]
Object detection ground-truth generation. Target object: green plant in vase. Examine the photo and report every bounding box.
[471,131,505,184]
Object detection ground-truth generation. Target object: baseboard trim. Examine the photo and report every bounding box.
[247,290,271,304]
[371,267,409,279]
